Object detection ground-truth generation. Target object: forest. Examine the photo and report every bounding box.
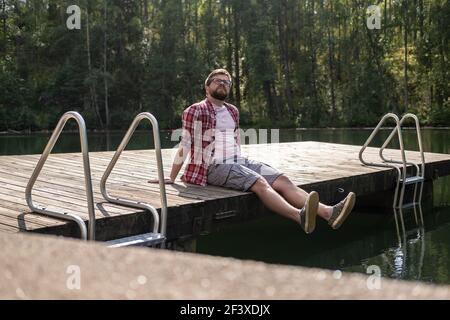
[0,0,449,131]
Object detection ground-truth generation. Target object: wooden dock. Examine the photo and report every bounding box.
[1,141,450,243]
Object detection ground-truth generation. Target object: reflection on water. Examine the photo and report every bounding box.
[195,199,450,284]
[369,205,426,281]
[1,128,450,284]
[344,203,450,284]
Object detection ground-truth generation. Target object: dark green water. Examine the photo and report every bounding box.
[1,128,450,284]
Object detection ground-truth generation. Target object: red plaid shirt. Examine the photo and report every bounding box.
[180,98,240,186]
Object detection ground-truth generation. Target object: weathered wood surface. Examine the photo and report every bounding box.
[0,141,449,241]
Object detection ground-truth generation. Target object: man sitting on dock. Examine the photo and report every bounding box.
[150,69,356,234]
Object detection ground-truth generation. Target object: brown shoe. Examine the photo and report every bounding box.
[299,191,319,234]
[328,192,356,229]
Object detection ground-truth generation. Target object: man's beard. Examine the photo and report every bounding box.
[211,88,228,100]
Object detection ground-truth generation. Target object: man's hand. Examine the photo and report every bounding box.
[148,178,174,184]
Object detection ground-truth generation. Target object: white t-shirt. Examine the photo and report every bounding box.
[213,104,240,162]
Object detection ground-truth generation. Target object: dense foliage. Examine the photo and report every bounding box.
[0,0,449,131]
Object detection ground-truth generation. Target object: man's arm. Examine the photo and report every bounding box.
[149,107,194,184]
[168,144,188,182]
[148,144,189,184]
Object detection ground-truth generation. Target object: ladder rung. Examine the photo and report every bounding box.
[399,202,419,210]
[106,233,165,248]
[400,176,424,185]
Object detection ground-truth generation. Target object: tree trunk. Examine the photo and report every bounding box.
[438,35,446,106]
[194,0,198,46]
[143,0,148,24]
[418,0,423,40]
[278,0,292,117]
[205,0,213,66]
[309,0,319,124]
[104,0,109,130]
[225,3,233,101]
[2,0,6,50]
[86,5,103,128]
[384,0,387,39]
[413,0,417,43]
[403,0,408,112]
[232,2,241,108]
[337,10,341,81]
[264,80,276,119]
[327,5,336,125]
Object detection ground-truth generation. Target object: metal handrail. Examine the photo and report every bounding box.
[25,111,95,240]
[100,112,168,237]
[379,113,426,210]
[359,112,426,211]
[359,113,407,208]
[380,113,425,177]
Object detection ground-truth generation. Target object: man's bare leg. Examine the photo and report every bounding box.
[272,175,333,220]
[250,178,302,224]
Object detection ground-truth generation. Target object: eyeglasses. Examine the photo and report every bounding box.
[211,78,232,87]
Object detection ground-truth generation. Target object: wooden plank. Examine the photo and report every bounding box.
[0,166,197,208]
[2,154,237,201]
[0,169,149,213]
[1,141,449,241]
[0,221,21,233]
[0,201,61,227]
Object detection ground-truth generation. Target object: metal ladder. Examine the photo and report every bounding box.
[359,113,426,213]
[25,111,96,240]
[26,111,168,248]
[100,112,168,248]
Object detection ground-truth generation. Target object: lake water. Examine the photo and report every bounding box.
[1,128,449,285]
